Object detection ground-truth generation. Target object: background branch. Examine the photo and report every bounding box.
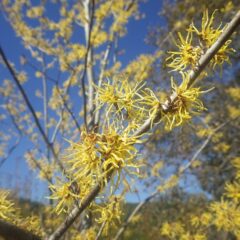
[0,46,67,173]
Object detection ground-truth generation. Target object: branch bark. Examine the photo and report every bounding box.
[82,0,95,130]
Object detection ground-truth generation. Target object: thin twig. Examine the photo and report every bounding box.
[51,70,81,143]
[0,138,21,168]
[0,46,65,173]
[56,87,82,133]
[26,150,53,185]
[95,221,106,240]
[94,41,112,127]
[42,55,49,137]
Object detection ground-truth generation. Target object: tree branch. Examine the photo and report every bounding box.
[82,0,95,130]
[45,10,240,240]
[95,221,106,240]
[133,10,240,137]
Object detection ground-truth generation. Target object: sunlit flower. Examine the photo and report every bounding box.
[49,180,80,214]
[167,31,202,71]
[0,190,16,221]
[163,73,207,130]
[66,126,141,188]
[210,199,240,234]
[225,181,240,202]
[189,10,234,68]
[94,195,123,235]
[95,76,146,118]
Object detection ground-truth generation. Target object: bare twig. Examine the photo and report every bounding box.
[0,138,21,168]
[0,46,65,173]
[94,41,112,127]
[42,55,49,137]
[26,150,53,185]
[56,87,82,133]
[0,100,22,168]
[113,189,158,240]
[95,221,106,240]
[51,70,82,143]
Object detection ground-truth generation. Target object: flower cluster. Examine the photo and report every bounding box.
[96,75,161,130]
[166,31,202,71]
[0,189,44,237]
[94,195,123,235]
[161,221,207,240]
[49,180,80,214]
[167,10,234,71]
[0,190,16,221]
[163,73,206,130]
[49,125,141,214]
[46,7,236,238]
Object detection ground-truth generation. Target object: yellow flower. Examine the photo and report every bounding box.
[163,73,207,130]
[72,227,96,240]
[96,75,161,130]
[231,157,240,179]
[225,181,240,202]
[0,190,16,221]
[94,195,123,235]
[167,31,202,71]
[96,76,146,118]
[189,10,234,68]
[210,199,240,233]
[17,215,43,237]
[161,222,171,236]
[167,10,234,72]
[161,221,185,238]
[49,180,80,214]
[66,126,141,188]
[26,6,44,18]
[151,161,164,177]
[158,175,179,192]
[192,234,207,240]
